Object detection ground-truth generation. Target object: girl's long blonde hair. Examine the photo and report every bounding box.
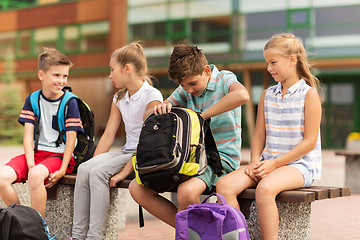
[264,33,320,91]
[112,41,153,101]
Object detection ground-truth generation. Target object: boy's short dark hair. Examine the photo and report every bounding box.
[38,47,73,72]
[168,44,208,83]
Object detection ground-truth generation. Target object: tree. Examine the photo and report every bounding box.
[0,47,24,144]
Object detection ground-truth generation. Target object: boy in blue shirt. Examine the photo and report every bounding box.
[0,48,83,217]
[129,43,250,227]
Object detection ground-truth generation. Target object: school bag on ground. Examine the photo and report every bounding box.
[29,86,96,172]
[132,107,223,193]
[0,204,57,240]
[175,193,250,240]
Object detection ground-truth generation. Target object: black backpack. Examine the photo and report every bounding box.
[29,87,96,172]
[0,204,56,240]
[132,107,223,193]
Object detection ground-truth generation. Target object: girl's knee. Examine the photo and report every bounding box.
[255,181,277,201]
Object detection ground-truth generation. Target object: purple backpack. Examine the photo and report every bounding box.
[175,193,250,240]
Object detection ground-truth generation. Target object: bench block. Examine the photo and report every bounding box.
[336,151,360,194]
[0,182,127,240]
[247,200,311,240]
[45,184,127,240]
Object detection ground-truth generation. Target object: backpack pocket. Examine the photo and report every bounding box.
[136,112,185,172]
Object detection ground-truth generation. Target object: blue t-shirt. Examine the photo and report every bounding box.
[18,91,84,153]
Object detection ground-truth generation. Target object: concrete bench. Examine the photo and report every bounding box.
[335,150,360,194]
[45,174,350,240]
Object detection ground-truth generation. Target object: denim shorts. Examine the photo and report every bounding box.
[288,162,313,188]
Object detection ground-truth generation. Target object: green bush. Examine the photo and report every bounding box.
[0,48,24,145]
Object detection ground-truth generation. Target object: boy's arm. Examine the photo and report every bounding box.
[200,82,249,120]
[45,130,77,188]
[23,123,35,170]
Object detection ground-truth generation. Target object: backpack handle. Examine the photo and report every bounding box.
[201,192,227,205]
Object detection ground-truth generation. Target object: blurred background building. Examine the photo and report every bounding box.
[1,0,360,148]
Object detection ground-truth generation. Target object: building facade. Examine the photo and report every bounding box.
[127,0,360,148]
[0,0,127,136]
[1,0,360,148]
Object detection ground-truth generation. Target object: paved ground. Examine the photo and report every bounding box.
[1,146,359,240]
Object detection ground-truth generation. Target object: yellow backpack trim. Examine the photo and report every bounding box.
[132,153,144,186]
[179,109,201,175]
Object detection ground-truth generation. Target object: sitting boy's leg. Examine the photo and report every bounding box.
[177,177,207,211]
[0,165,19,206]
[129,179,177,227]
[28,164,49,217]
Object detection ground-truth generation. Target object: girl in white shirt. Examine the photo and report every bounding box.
[71,42,163,240]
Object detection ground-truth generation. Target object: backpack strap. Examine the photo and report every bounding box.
[55,88,78,146]
[29,90,42,151]
[203,119,223,176]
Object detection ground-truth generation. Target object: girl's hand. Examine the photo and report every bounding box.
[253,160,277,179]
[109,174,124,187]
[45,170,65,188]
[245,163,260,183]
[153,102,172,115]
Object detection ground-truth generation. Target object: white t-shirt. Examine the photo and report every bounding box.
[113,80,163,150]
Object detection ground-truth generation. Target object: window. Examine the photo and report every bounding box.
[63,25,79,52]
[0,32,15,56]
[287,9,310,28]
[191,16,230,44]
[130,22,166,47]
[34,27,58,53]
[17,30,32,57]
[80,22,109,52]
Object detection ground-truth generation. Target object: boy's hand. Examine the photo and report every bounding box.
[109,174,124,187]
[45,170,65,188]
[153,102,172,115]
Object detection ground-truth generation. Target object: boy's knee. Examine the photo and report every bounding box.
[0,167,17,187]
[129,180,143,201]
[27,167,47,187]
[177,186,199,206]
[215,177,228,192]
[129,180,156,204]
